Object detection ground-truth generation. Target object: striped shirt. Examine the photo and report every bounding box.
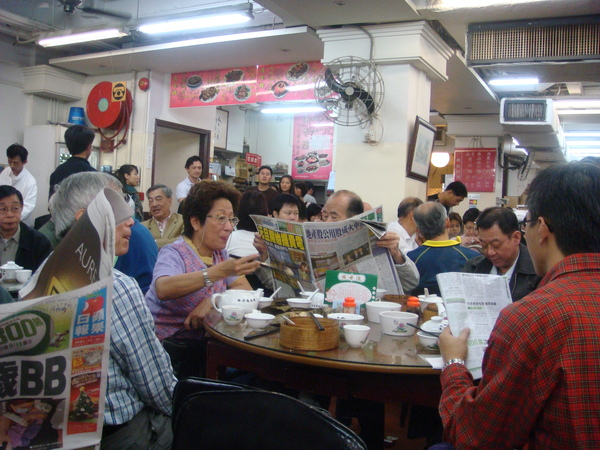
[105,270,176,425]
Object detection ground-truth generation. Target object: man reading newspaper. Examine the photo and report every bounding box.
[437,163,600,449]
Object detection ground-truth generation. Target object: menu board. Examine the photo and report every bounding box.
[170,66,257,108]
[454,148,496,193]
[255,61,323,102]
[291,113,334,180]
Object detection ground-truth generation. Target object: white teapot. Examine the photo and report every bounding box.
[211,289,262,315]
[0,261,23,282]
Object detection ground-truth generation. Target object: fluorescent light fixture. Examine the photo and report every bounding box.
[261,106,325,114]
[557,109,600,115]
[564,132,600,138]
[489,77,539,86]
[139,10,252,34]
[38,28,128,47]
[565,141,600,147]
[432,0,546,11]
[554,100,600,109]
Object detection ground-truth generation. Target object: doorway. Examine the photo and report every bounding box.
[153,119,211,214]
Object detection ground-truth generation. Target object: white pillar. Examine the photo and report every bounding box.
[318,22,453,222]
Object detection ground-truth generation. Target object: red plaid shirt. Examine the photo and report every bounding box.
[440,253,600,449]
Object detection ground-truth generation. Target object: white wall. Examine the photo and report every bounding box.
[0,63,27,157]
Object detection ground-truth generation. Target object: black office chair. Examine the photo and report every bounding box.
[172,377,367,450]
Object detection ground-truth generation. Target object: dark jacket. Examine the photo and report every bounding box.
[49,156,96,199]
[462,243,541,301]
[15,222,53,273]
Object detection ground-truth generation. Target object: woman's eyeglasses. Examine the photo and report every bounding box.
[207,215,239,227]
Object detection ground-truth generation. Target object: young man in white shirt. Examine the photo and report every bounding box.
[0,145,37,227]
[176,156,203,204]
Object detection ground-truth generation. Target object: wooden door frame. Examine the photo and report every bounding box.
[152,119,211,185]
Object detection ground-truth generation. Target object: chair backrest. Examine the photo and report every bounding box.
[172,377,367,450]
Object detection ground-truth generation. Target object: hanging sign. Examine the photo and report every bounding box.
[111,82,127,102]
[454,148,496,193]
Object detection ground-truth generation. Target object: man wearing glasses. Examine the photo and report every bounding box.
[462,207,540,301]
[438,162,600,448]
[0,185,51,273]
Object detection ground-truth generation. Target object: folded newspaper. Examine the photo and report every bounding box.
[0,188,131,449]
[251,206,403,297]
[436,272,512,380]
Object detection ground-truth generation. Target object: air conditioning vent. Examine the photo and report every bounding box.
[502,99,547,122]
[468,16,600,66]
[500,98,558,132]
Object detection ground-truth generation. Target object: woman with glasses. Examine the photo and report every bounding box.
[145,181,260,378]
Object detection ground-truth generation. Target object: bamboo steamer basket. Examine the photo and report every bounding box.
[279,316,339,351]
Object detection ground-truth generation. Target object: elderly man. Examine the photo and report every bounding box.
[438,163,600,448]
[50,173,175,449]
[387,197,423,254]
[427,181,467,213]
[0,144,37,226]
[175,156,202,204]
[462,207,540,301]
[320,190,419,293]
[408,202,479,296]
[0,185,51,272]
[142,184,184,248]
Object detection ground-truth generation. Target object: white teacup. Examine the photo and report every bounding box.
[15,269,32,284]
[344,324,370,348]
[221,304,246,325]
[211,290,260,315]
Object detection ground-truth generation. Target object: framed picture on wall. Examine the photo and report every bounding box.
[406,116,436,182]
[214,108,229,150]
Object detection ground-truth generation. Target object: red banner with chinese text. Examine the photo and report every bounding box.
[454,148,496,193]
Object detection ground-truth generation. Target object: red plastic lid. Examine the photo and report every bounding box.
[343,297,356,307]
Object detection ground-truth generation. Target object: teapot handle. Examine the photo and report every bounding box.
[211,293,223,313]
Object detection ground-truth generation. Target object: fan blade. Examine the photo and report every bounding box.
[324,68,347,95]
[80,6,131,20]
[353,87,375,115]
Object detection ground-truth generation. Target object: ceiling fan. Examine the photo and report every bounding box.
[57,0,131,20]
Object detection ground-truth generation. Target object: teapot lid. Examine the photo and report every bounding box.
[0,261,23,270]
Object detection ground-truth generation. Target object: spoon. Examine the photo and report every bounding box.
[306,289,319,302]
[406,323,440,338]
[282,315,296,326]
[269,287,282,299]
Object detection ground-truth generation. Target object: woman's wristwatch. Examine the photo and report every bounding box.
[201,269,213,287]
[443,358,465,370]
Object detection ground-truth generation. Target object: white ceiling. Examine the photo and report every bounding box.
[1,0,600,159]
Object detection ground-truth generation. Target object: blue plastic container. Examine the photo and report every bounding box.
[67,107,86,125]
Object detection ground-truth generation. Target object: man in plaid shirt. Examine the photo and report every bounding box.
[438,162,600,449]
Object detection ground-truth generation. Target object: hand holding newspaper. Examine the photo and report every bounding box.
[436,272,512,379]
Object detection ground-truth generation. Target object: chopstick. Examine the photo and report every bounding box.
[407,323,440,338]
[309,312,325,331]
[244,327,279,341]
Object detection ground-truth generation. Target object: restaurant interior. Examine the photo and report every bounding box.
[0,1,599,447]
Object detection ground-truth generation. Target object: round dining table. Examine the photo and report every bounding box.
[203,309,442,407]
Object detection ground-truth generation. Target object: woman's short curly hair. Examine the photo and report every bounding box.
[182,180,241,238]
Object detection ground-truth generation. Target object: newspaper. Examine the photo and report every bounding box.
[0,188,131,449]
[251,206,402,297]
[436,272,512,380]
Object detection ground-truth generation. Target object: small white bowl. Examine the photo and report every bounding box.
[327,313,364,328]
[379,311,418,336]
[375,288,387,299]
[421,316,448,335]
[344,324,370,348]
[244,312,275,328]
[287,298,312,309]
[417,331,439,350]
[365,301,401,323]
[258,297,273,308]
